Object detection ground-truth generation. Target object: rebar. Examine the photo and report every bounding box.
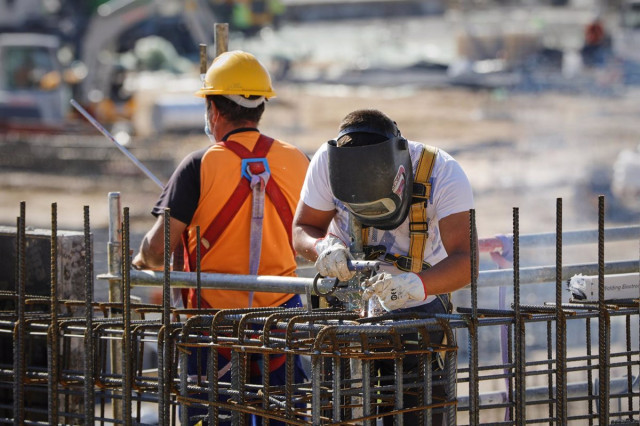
[598,195,610,425]
[1,197,638,425]
[47,202,59,425]
[556,198,567,424]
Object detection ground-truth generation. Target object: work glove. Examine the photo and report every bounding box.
[362,272,427,312]
[314,234,355,282]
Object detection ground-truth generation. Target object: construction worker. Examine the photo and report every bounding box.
[581,16,611,66]
[132,50,309,425]
[292,109,477,425]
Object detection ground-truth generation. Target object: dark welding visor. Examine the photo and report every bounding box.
[327,136,413,230]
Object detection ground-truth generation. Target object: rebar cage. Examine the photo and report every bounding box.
[0,195,638,425]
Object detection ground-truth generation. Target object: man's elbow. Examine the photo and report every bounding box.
[292,227,313,261]
[138,236,166,269]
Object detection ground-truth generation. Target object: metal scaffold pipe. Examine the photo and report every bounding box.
[96,259,639,292]
[478,225,640,252]
[477,260,639,288]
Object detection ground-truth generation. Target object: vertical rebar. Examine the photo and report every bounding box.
[311,353,322,425]
[393,333,405,426]
[48,203,60,425]
[83,205,95,424]
[158,328,167,425]
[469,208,479,426]
[445,329,457,426]
[232,349,245,426]
[13,202,26,425]
[262,348,271,426]
[424,351,432,426]
[597,195,610,425]
[470,209,477,318]
[362,351,372,425]
[546,320,553,425]
[507,320,514,423]
[195,225,203,395]
[196,226,202,310]
[513,207,526,425]
[208,323,219,425]
[122,207,133,425]
[179,330,189,426]
[555,198,567,424]
[107,192,123,421]
[625,314,633,420]
[332,355,342,422]
[586,316,594,425]
[161,208,172,425]
[418,328,428,426]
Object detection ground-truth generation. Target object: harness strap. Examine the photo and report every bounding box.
[220,138,295,259]
[407,145,438,273]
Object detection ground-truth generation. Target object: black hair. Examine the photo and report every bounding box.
[336,109,399,147]
[207,95,265,124]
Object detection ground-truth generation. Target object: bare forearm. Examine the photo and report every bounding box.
[132,235,165,270]
[292,203,337,262]
[292,224,325,262]
[418,252,476,295]
[132,216,187,271]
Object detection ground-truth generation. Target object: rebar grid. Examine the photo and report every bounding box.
[0,197,637,425]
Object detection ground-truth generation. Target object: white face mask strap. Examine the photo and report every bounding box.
[223,94,265,108]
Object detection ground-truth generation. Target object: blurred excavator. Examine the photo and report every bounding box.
[0,0,284,134]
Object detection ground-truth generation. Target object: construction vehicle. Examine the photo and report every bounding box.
[0,0,287,135]
[0,0,216,134]
[0,33,75,132]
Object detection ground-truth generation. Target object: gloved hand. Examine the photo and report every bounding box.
[362,272,427,311]
[314,234,355,281]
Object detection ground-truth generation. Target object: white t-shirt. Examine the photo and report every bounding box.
[300,140,474,307]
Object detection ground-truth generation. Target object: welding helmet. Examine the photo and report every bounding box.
[194,50,275,106]
[327,124,413,230]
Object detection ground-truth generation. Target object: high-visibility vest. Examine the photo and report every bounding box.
[182,134,294,308]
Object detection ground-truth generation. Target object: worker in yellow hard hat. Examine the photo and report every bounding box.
[133,50,309,425]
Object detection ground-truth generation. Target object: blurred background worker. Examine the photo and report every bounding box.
[132,50,309,425]
[581,15,612,66]
[292,109,477,425]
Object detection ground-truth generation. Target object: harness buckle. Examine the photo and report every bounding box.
[409,221,428,233]
[241,158,270,180]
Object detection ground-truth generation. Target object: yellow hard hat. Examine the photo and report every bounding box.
[194,50,276,99]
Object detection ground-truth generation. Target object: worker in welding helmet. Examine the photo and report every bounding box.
[293,108,476,424]
[293,108,477,313]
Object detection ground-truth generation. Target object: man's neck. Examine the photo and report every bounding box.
[214,120,258,142]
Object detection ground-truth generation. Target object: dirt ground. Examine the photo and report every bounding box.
[1,83,639,274]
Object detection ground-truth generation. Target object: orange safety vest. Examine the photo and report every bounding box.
[182,132,308,309]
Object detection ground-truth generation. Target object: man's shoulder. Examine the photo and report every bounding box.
[175,146,209,170]
[270,137,310,162]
